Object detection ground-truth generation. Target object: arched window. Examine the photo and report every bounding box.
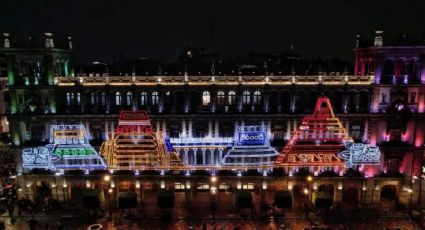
[151,91,159,105]
[217,91,225,106]
[228,91,236,105]
[90,92,96,105]
[202,91,211,106]
[100,92,106,106]
[253,90,262,105]
[140,92,147,106]
[126,92,133,105]
[115,92,121,105]
[66,92,73,106]
[76,92,81,105]
[242,91,251,105]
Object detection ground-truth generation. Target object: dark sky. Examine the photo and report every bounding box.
[1,0,425,64]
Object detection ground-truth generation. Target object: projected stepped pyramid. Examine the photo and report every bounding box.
[275,97,352,167]
[101,110,183,169]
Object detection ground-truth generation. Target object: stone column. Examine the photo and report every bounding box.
[209,148,215,165]
[334,182,343,203]
[286,120,291,140]
[263,92,270,113]
[182,120,186,137]
[290,94,296,113]
[214,120,219,138]
[261,181,267,205]
[208,120,213,138]
[234,121,239,136]
[162,120,167,133]
[218,148,224,165]
[202,148,206,165]
[267,120,272,141]
[185,181,193,206]
[184,148,189,165]
[104,120,109,140]
[44,122,50,141]
[345,121,350,135]
[189,120,193,138]
[193,148,198,165]
[156,121,160,133]
[85,121,91,140]
[363,120,369,142]
[111,121,115,133]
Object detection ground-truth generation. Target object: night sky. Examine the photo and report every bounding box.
[1,0,425,64]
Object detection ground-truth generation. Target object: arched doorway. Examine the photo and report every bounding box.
[380,185,397,207]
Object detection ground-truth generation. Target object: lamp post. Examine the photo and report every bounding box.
[371,181,377,205]
[307,175,313,203]
[362,186,367,204]
[408,188,413,216]
[108,188,113,217]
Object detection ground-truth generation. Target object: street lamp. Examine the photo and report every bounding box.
[408,188,413,215]
[306,176,313,202]
[108,188,113,217]
[104,175,110,182]
[210,175,217,183]
[362,186,367,204]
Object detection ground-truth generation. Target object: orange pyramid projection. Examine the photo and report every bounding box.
[275,97,352,167]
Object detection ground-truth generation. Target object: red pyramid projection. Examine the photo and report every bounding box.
[275,97,353,167]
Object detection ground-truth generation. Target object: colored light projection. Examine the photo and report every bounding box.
[100,110,183,169]
[275,97,351,167]
[338,142,381,168]
[222,126,278,166]
[22,124,107,170]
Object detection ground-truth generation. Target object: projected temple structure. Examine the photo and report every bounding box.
[22,124,107,171]
[222,126,278,166]
[275,97,352,173]
[100,110,183,169]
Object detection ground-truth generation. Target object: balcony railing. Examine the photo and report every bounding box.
[54,75,374,86]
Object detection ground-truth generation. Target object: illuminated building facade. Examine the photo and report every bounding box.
[3,31,424,177]
[3,31,425,208]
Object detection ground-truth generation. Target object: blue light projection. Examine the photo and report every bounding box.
[22,124,107,171]
[222,126,278,166]
[338,142,381,168]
